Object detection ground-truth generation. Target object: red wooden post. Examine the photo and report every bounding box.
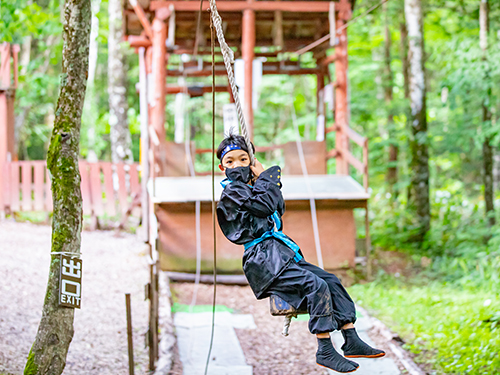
[10,162,20,212]
[45,165,53,212]
[79,162,92,215]
[334,0,351,175]
[33,161,45,211]
[101,162,117,217]
[89,163,104,217]
[21,161,32,211]
[242,8,255,140]
[316,69,325,142]
[151,14,168,176]
[116,163,129,215]
[0,43,19,214]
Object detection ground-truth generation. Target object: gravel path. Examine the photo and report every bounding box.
[171,282,410,375]
[0,221,150,375]
[171,282,326,375]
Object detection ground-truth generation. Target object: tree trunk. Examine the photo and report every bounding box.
[480,0,495,226]
[400,12,411,204]
[405,0,430,242]
[83,0,101,162]
[383,2,398,198]
[108,0,133,163]
[23,0,90,374]
[15,35,57,160]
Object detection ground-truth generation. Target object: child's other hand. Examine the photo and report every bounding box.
[250,159,265,178]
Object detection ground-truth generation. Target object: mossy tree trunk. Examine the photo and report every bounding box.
[24,0,90,374]
[405,0,430,243]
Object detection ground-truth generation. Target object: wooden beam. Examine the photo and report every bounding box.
[196,144,284,154]
[325,149,339,160]
[346,127,367,148]
[345,149,365,174]
[165,85,228,95]
[320,53,338,66]
[242,8,255,140]
[325,124,338,134]
[150,1,331,12]
[295,34,330,55]
[129,0,154,40]
[166,67,320,77]
[128,35,152,48]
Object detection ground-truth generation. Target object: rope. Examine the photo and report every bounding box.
[295,0,391,55]
[208,0,254,164]
[180,73,203,311]
[204,15,217,375]
[291,108,324,269]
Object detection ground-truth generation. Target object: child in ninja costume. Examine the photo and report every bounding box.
[216,135,385,373]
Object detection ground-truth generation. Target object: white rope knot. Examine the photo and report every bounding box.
[51,251,82,258]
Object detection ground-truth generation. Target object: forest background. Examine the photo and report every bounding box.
[2,0,500,373]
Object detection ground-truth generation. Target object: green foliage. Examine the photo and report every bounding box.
[349,278,500,374]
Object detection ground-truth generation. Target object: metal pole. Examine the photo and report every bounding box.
[125,293,135,375]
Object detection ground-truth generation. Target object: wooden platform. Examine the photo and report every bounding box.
[151,175,368,274]
[150,174,369,203]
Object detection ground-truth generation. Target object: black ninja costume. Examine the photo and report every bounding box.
[216,165,357,334]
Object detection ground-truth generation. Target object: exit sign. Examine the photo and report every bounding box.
[59,255,82,309]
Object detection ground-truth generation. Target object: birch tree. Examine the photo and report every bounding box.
[383,1,398,198]
[480,0,495,226]
[108,0,133,163]
[82,0,100,162]
[405,0,430,242]
[23,0,90,373]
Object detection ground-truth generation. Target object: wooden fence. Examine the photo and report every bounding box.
[0,161,141,219]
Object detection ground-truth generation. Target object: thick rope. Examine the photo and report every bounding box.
[208,0,255,164]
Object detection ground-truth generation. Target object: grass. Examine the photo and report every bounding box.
[348,277,500,374]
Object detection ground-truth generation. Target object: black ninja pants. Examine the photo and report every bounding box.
[265,259,356,334]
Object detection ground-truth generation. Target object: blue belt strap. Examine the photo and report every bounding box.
[244,211,303,262]
[221,179,302,262]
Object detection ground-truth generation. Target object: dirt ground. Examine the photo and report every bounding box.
[171,282,408,375]
[0,221,150,375]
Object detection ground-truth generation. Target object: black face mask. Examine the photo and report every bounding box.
[225,165,253,184]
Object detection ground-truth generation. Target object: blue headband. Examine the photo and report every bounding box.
[221,144,243,160]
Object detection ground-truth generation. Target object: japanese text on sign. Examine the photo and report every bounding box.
[59,255,82,309]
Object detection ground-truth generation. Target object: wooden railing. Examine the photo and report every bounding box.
[0,161,141,219]
[194,136,368,191]
[326,125,369,192]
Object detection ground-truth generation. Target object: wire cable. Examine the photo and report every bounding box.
[204,15,217,375]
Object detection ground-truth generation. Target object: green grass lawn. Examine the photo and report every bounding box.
[348,278,500,374]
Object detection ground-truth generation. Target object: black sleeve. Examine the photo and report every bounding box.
[242,166,283,218]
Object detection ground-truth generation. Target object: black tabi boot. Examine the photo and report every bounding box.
[341,328,386,358]
[316,337,359,373]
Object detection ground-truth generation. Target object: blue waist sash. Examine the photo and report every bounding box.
[244,212,303,262]
[220,179,302,262]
